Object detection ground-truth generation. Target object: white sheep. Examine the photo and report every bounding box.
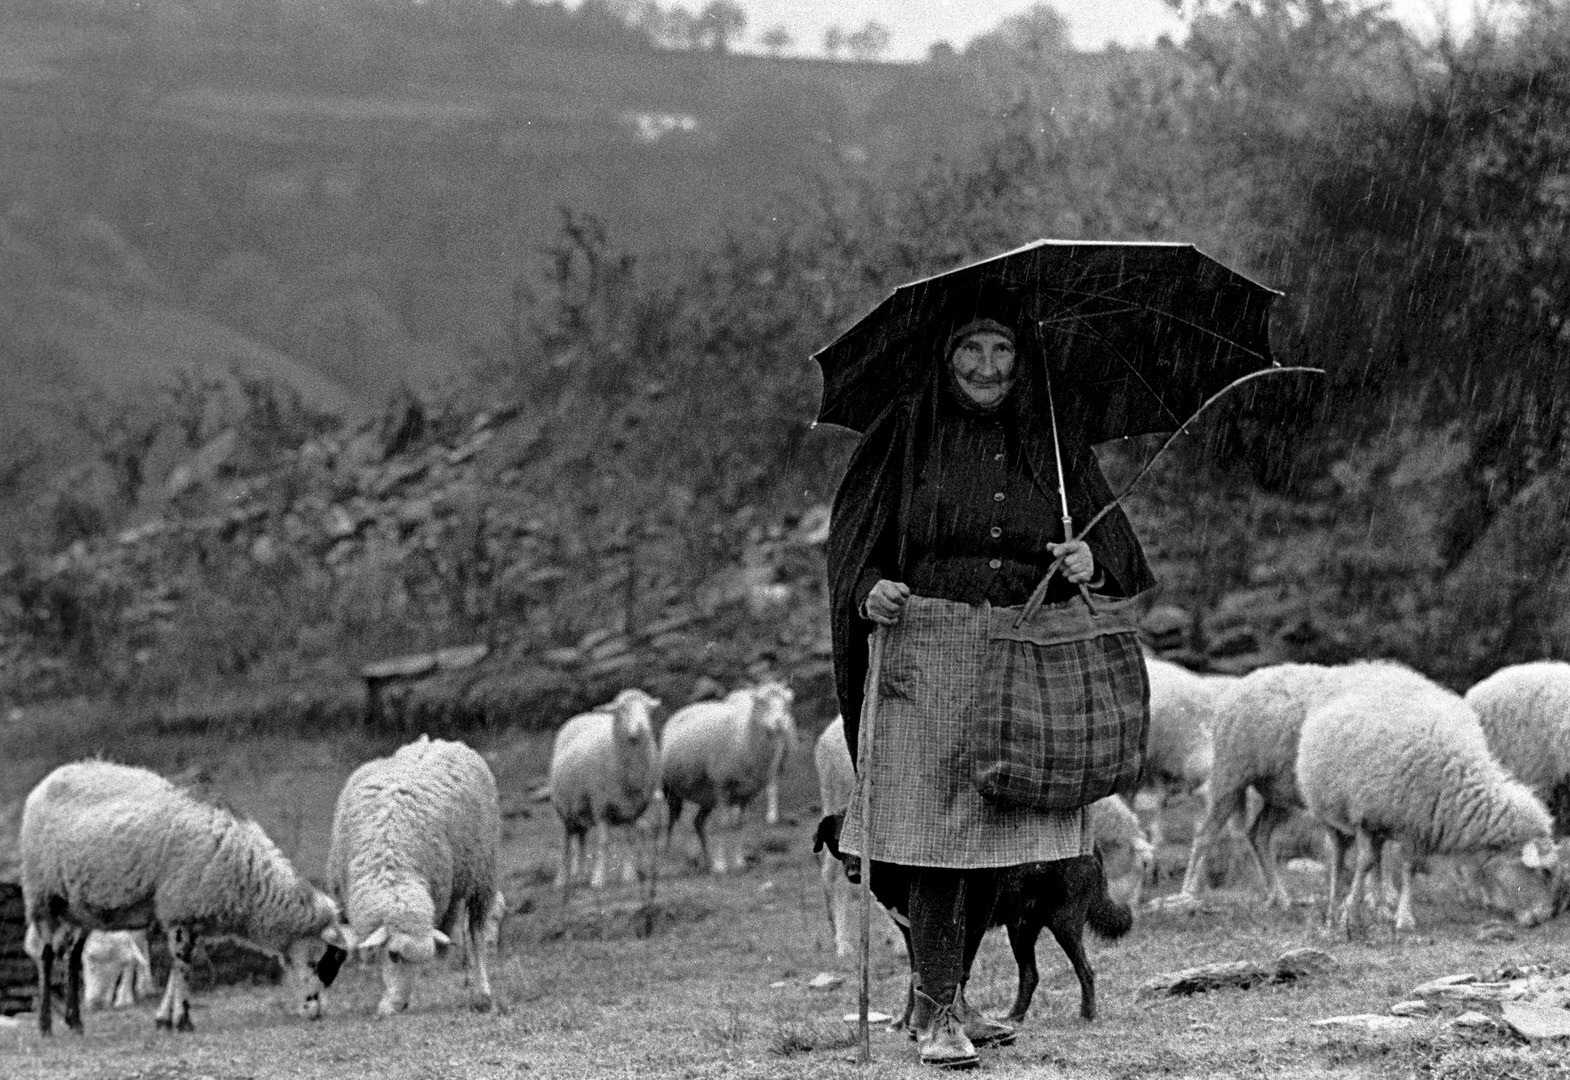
[1464,660,1570,834]
[1296,670,1559,932]
[1088,794,1156,911]
[84,930,153,1010]
[1135,658,1234,871]
[326,735,501,1015]
[1176,660,1434,907]
[812,715,907,958]
[550,688,663,892]
[21,759,350,1035]
[661,681,795,874]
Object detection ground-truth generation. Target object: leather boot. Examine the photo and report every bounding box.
[954,985,1017,1047]
[910,987,980,1069]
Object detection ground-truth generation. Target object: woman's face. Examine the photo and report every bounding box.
[949,330,1017,409]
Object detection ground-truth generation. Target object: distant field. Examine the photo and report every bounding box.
[2,708,1566,1079]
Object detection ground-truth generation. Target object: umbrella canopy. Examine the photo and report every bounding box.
[813,239,1282,442]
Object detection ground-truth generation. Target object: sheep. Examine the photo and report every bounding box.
[1463,660,1570,833]
[1088,793,1156,910]
[1296,670,1560,933]
[25,926,157,1012]
[661,681,795,875]
[1135,658,1234,873]
[550,688,662,893]
[814,813,1132,1026]
[84,930,153,1010]
[811,715,908,958]
[1176,660,1436,907]
[326,735,501,1015]
[21,759,350,1035]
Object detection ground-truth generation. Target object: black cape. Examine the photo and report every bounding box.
[825,348,1157,766]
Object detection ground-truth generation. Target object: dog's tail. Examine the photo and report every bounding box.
[1087,853,1134,941]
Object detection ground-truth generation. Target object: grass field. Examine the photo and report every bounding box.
[1,703,1568,1079]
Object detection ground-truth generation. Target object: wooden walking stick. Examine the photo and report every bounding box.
[855,624,888,1066]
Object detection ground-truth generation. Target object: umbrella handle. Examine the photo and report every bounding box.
[1019,365,1327,629]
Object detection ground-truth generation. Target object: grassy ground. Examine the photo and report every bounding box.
[2,704,1568,1079]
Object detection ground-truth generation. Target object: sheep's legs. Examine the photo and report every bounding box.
[1392,852,1417,933]
[692,806,721,874]
[155,927,196,1032]
[821,853,855,957]
[662,794,684,853]
[1246,802,1297,908]
[35,926,56,1035]
[63,930,87,1033]
[1321,828,1348,931]
[1338,831,1375,938]
[465,907,494,1012]
[1180,785,1249,898]
[558,827,583,897]
[590,822,611,888]
[1134,789,1166,882]
[764,778,781,826]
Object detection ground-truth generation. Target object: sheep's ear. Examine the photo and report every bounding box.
[1521,838,1558,870]
[431,929,453,949]
[322,924,355,951]
[357,926,390,957]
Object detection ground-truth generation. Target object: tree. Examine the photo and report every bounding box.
[846,20,892,62]
[991,4,1072,61]
[823,24,846,59]
[761,24,793,56]
[698,1,745,53]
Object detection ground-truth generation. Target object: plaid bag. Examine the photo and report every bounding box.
[967,596,1151,811]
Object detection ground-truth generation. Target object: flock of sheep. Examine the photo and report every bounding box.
[14,654,1570,1041]
[1168,658,1568,933]
[15,680,799,1035]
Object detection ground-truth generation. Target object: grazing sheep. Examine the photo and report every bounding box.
[1177,660,1434,907]
[1297,671,1559,933]
[811,716,908,958]
[326,735,501,1015]
[550,688,662,892]
[814,813,1132,1025]
[1464,660,1570,833]
[84,930,153,1010]
[21,760,350,1035]
[1136,659,1233,872]
[1088,794,1156,910]
[662,681,795,874]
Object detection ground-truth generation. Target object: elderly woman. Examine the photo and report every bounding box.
[827,293,1155,1067]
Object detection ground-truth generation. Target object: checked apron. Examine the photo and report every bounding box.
[840,595,1105,868]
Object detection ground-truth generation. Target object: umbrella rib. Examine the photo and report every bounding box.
[1040,293,1274,361]
[1056,314,1187,430]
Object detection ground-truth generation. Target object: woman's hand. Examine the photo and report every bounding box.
[863,579,912,625]
[1049,539,1095,585]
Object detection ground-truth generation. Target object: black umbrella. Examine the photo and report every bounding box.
[812,238,1283,442]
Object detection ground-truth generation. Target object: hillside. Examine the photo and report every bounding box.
[0,7,1185,527]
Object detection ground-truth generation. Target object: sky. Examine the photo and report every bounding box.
[718,0,1499,59]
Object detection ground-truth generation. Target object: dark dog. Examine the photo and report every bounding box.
[813,812,1132,1023]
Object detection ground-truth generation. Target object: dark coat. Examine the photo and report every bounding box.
[826,346,1157,766]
